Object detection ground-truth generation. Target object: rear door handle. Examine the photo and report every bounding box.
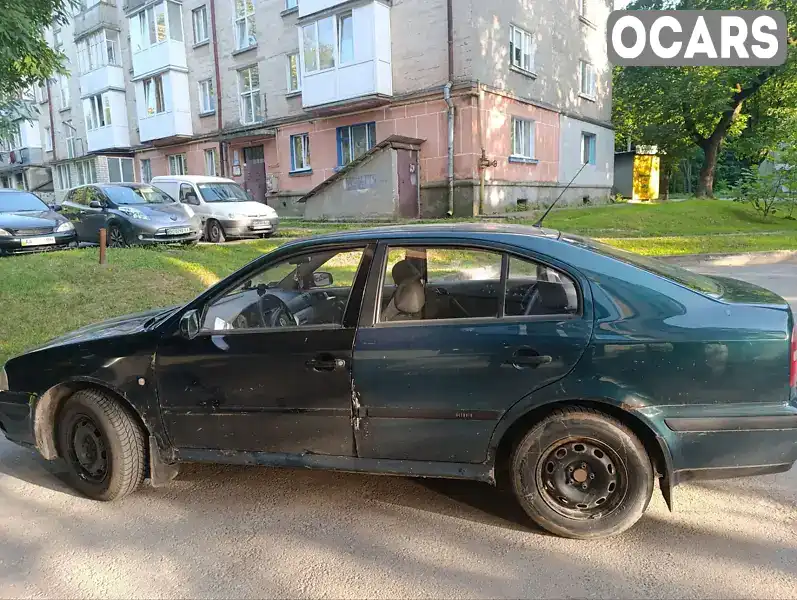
[506,350,553,369]
[306,355,347,372]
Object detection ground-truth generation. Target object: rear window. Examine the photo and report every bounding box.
[564,234,723,298]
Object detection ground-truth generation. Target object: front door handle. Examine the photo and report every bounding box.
[506,350,553,369]
[306,355,347,372]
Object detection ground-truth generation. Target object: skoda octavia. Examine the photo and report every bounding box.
[1,224,795,539]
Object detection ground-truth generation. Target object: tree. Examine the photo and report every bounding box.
[614,0,797,197]
[0,0,74,139]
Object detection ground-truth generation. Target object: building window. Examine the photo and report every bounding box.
[285,0,297,9]
[44,127,52,152]
[141,158,152,183]
[84,93,111,130]
[580,60,596,98]
[76,159,98,185]
[510,26,534,73]
[204,148,217,176]
[58,76,70,109]
[581,132,596,165]
[169,153,188,175]
[511,117,535,159]
[238,66,262,124]
[198,79,216,114]
[338,12,354,64]
[35,82,47,103]
[53,29,63,51]
[143,75,166,116]
[192,6,209,44]
[337,122,375,166]
[234,0,256,50]
[77,30,120,74]
[287,52,301,93]
[130,1,182,53]
[302,16,335,74]
[64,121,76,159]
[290,133,310,172]
[56,164,73,189]
[108,157,135,182]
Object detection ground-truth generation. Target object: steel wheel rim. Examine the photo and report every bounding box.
[535,437,627,520]
[67,415,109,483]
[109,227,125,248]
[209,223,220,242]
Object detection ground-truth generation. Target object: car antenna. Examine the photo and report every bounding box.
[533,161,589,228]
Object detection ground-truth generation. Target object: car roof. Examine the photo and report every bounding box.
[0,188,36,194]
[150,175,234,184]
[282,222,561,247]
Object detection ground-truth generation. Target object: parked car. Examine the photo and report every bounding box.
[151,175,280,243]
[0,188,77,255]
[1,223,796,539]
[61,184,202,247]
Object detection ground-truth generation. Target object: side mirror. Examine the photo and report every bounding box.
[313,271,333,288]
[184,193,199,205]
[50,203,63,212]
[89,200,103,209]
[179,309,200,340]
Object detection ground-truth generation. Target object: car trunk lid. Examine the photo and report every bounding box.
[704,274,791,309]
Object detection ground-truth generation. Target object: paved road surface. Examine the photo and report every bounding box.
[1,257,796,599]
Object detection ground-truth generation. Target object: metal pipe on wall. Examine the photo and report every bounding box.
[209,0,225,176]
[445,0,455,216]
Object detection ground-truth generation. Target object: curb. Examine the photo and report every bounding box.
[661,249,797,267]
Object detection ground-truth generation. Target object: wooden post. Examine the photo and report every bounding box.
[99,228,107,265]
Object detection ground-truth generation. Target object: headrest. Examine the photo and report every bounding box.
[537,281,570,312]
[392,259,422,285]
[394,280,426,314]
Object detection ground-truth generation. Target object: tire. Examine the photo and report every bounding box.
[56,388,146,501]
[510,407,654,539]
[206,219,225,243]
[108,224,128,248]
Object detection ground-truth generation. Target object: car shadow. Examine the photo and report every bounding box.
[0,444,83,498]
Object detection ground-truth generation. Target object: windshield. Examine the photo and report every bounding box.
[104,186,175,206]
[0,191,48,212]
[564,234,723,298]
[197,182,252,203]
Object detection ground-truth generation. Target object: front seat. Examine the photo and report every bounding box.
[381,260,426,322]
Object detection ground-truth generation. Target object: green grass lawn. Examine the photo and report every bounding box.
[1,199,795,364]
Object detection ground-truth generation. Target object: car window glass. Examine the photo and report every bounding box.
[0,191,48,212]
[86,187,102,206]
[180,184,197,203]
[379,246,502,323]
[202,248,365,332]
[505,255,579,316]
[71,188,88,206]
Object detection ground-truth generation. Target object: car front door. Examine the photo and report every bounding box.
[155,243,374,455]
[82,186,111,243]
[61,188,93,241]
[352,240,594,464]
[179,183,205,226]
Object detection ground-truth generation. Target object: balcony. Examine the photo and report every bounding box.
[79,39,125,95]
[0,148,46,173]
[132,41,186,79]
[85,90,131,152]
[134,71,193,142]
[299,0,348,18]
[74,1,119,40]
[300,1,392,109]
[129,1,187,79]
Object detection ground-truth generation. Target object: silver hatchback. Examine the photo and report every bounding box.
[62,184,202,247]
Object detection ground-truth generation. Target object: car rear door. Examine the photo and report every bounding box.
[352,239,594,464]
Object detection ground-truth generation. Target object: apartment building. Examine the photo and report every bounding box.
[6,0,614,216]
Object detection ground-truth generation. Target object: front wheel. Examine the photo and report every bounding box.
[107,224,128,248]
[511,407,654,539]
[206,219,225,244]
[56,389,146,501]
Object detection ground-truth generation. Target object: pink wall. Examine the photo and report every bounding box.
[481,93,560,183]
[136,141,221,181]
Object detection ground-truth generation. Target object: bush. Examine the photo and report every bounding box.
[734,166,784,219]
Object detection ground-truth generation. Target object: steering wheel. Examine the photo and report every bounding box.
[258,294,297,328]
[521,283,541,316]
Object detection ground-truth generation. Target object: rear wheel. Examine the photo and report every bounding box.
[511,407,654,539]
[56,389,146,501]
[206,219,225,243]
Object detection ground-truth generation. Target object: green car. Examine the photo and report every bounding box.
[1,224,795,539]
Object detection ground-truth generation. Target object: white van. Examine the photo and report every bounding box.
[151,175,280,243]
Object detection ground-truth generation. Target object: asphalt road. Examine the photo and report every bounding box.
[1,257,796,599]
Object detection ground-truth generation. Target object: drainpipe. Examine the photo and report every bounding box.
[444,0,455,216]
[46,80,57,162]
[209,0,225,175]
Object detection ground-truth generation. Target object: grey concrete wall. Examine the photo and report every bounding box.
[304,148,398,219]
[558,115,614,186]
[464,0,612,125]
